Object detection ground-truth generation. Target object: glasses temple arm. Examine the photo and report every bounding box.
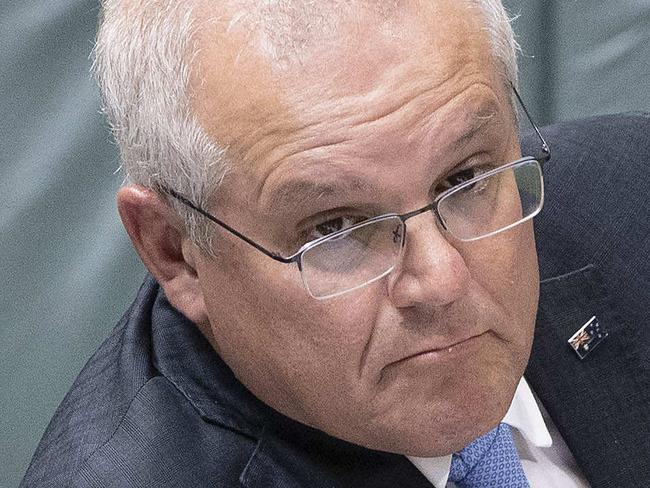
[159,187,295,264]
[511,84,551,165]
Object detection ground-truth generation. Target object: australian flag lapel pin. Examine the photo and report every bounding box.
[568,316,609,360]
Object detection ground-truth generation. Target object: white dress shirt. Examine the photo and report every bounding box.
[407,378,591,487]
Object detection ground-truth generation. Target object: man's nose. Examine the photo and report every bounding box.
[387,215,471,309]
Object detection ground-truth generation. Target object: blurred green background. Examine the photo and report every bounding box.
[1,1,649,486]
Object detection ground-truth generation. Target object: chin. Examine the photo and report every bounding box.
[328,389,509,457]
[353,366,519,456]
[402,409,505,457]
[400,406,506,457]
[342,411,501,458]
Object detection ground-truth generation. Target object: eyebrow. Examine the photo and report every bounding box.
[449,106,499,152]
[265,176,381,213]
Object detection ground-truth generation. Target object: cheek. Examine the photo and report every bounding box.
[197,249,380,425]
[460,221,539,346]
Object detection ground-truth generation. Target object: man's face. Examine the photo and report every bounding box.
[187,0,539,456]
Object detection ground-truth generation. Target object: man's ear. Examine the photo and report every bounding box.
[117,185,209,325]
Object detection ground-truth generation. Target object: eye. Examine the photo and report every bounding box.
[436,165,491,194]
[305,215,367,241]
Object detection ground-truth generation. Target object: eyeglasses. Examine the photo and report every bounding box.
[162,86,550,300]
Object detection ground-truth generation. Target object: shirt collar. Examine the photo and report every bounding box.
[407,377,553,486]
[503,376,553,448]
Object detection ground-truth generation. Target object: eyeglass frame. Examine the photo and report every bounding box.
[160,85,551,276]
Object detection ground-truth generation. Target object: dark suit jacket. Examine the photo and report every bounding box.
[21,114,650,488]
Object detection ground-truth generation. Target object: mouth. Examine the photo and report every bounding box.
[389,331,490,367]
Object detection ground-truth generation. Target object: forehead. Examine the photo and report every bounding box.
[191,0,504,186]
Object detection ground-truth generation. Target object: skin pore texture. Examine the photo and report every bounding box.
[119,0,540,457]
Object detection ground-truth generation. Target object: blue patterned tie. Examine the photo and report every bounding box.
[448,423,529,487]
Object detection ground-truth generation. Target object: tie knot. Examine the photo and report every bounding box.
[448,423,529,487]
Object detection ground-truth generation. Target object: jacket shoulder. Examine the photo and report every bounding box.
[70,376,257,488]
[20,314,155,488]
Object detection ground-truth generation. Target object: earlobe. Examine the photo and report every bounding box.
[116,185,209,325]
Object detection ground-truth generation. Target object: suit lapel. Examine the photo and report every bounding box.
[526,264,650,487]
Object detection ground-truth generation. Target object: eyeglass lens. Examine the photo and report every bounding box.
[300,216,405,299]
[438,159,543,241]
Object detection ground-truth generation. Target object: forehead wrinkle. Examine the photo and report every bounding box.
[407,81,504,151]
[287,77,501,166]
[291,68,464,143]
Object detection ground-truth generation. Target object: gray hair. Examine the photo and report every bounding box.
[474,0,521,90]
[94,1,224,251]
[94,0,519,252]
